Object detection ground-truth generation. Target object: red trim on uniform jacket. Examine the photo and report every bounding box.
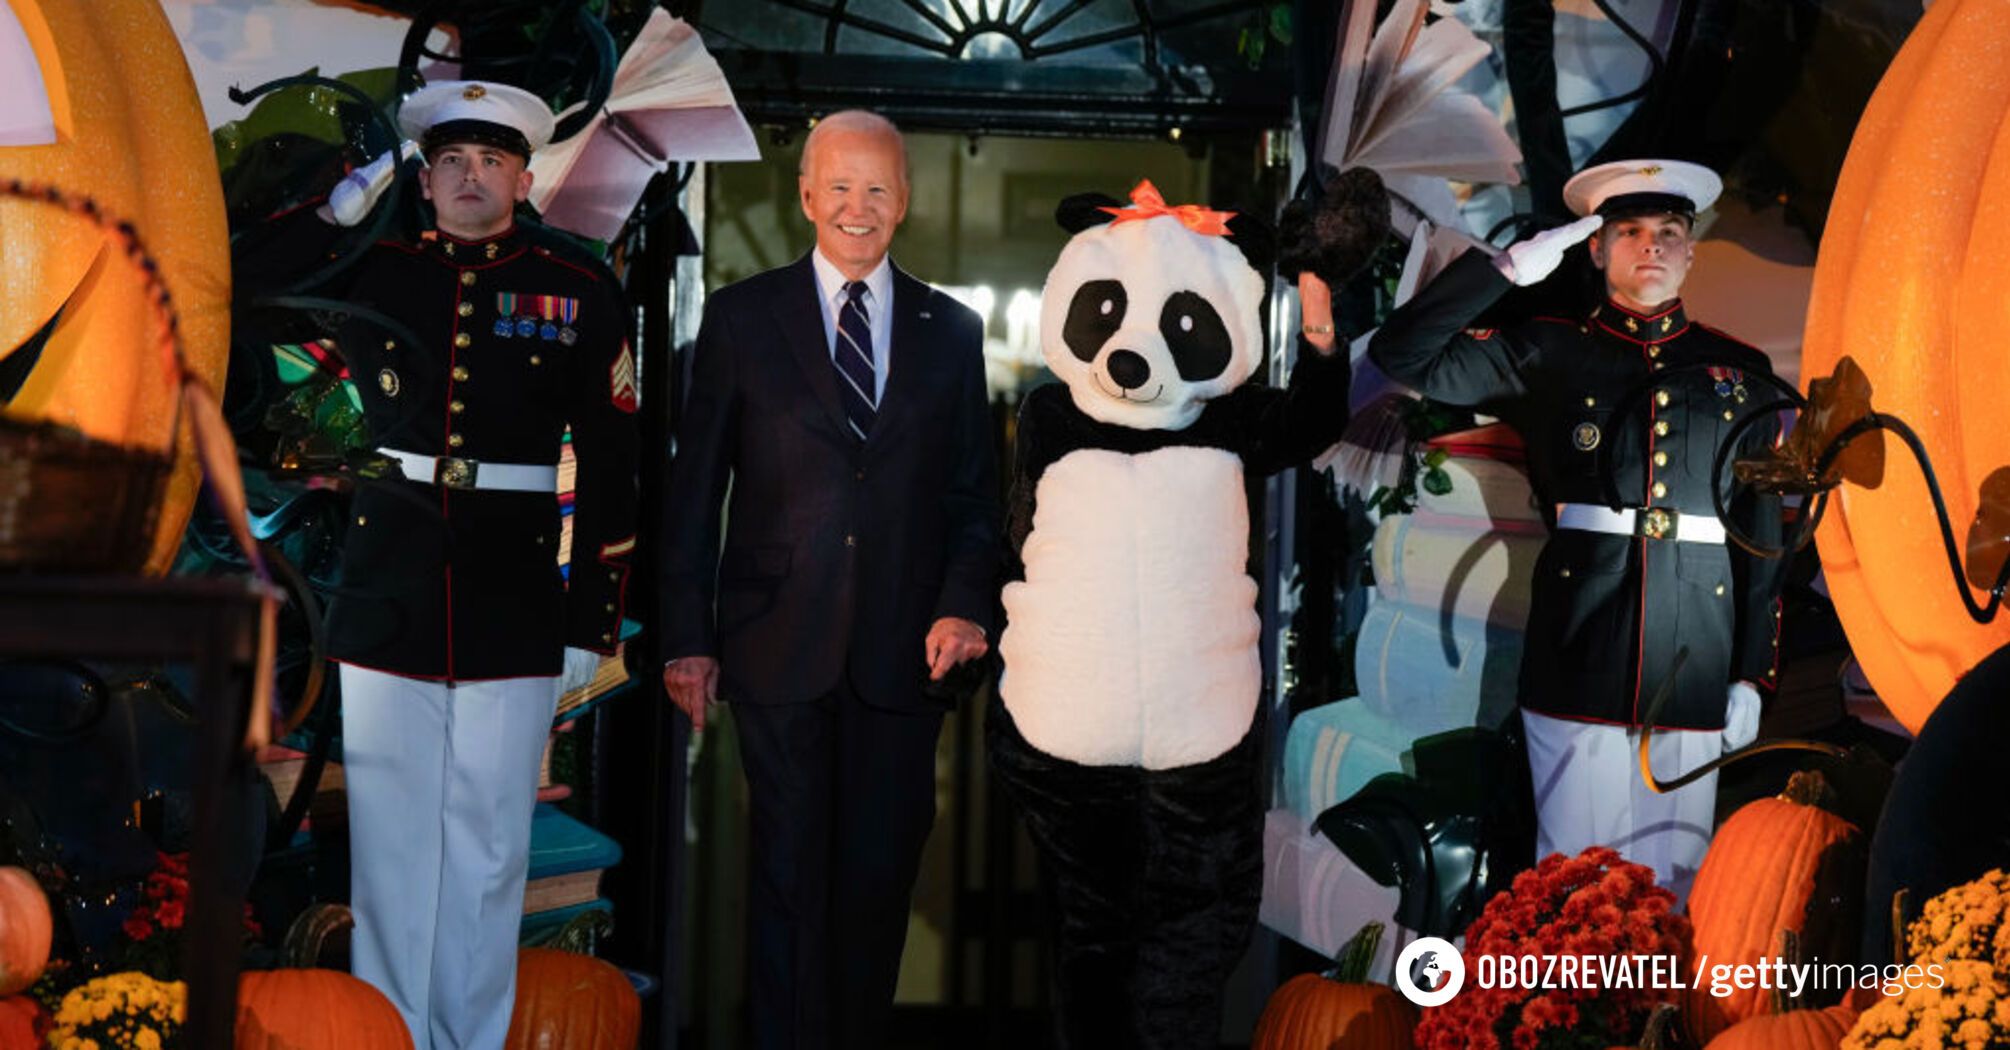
[531,245,608,283]
[1603,299,1684,324]
[1521,703,1720,732]
[1596,317,1691,344]
[332,656,558,683]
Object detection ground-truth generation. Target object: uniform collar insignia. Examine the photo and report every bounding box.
[1593,297,1687,344]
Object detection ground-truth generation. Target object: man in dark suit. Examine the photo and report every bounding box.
[658,109,999,1049]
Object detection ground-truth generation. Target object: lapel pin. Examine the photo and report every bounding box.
[919,311,932,320]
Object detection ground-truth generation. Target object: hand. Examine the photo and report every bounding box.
[1498,215,1603,287]
[1722,681,1762,752]
[558,646,601,696]
[324,139,420,226]
[925,617,988,681]
[1298,271,1338,356]
[662,656,720,732]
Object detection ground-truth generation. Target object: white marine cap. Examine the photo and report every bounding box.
[1563,159,1722,220]
[397,80,556,157]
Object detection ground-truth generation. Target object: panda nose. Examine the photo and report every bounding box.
[1106,350,1151,390]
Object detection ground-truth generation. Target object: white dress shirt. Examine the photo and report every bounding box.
[810,248,894,403]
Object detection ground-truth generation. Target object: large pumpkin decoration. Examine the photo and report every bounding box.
[0,994,44,1049]
[1799,0,2010,733]
[1252,972,1418,1048]
[0,0,231,573]
[0,868,50,998]
[235,968,413,1050]
[505,948,639,1050]
[1251,924,1417,1049]
[1684,772,1865,1043]
[1704,1002,1858,1050]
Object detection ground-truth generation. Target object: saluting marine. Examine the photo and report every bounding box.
[247,81,637,1049]
[1369,160,1784,903]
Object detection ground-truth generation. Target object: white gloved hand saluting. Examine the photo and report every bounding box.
[558,646,602,697]
[1495,215,1604,287]
[322,140,420,226]
[1721,680,1762,752]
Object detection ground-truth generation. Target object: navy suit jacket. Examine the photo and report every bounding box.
[660,254,1000,710]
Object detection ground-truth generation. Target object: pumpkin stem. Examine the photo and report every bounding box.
[1779,769,1833,808]
[1327,921,1385,984]
[281,902,354,968]
[1639,1002,1679,1050]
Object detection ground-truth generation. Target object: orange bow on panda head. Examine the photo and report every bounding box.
[1099,179,1237,236]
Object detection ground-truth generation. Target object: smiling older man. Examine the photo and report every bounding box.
[659,110,998,1049]
[1369,160,1786,904]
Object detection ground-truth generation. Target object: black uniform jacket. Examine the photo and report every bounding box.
[255,208,638,681]
[1369,250,1784,730]
[658,255,1000,712]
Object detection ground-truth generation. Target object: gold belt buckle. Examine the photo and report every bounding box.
[1640,507,1674,540]
[435,456,478,490]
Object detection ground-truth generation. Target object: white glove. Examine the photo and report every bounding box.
[326,140,420,226]
[1721,681,1762,752]
[558,646,602,696]
[1496,215,1604,287]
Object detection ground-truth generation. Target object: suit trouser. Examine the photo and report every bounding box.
[1522,707,1722,907]
[734,682,943,1050]
[341,664,558,1050]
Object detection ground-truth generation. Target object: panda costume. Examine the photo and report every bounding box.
[987,180,1354,1048]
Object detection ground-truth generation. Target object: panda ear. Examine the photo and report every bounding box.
[1056,193,1123,233]
[1223,209,1276,276]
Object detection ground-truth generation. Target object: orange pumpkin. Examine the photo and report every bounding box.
[1684,773,1864,1043]
[0,868,51,998]
[1799,0,2010,733]
[505,948,639,1050]
[0,995,45,1049]
[0,0,232,573]
[235,968,413,1049]
[1703,1002,1858,1049]
[1252,922,1416,1049]
[1251,972,1419,1048]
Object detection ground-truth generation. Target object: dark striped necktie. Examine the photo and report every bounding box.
[833,280,876,441]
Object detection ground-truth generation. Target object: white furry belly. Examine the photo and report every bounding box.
[999,446,1260,770]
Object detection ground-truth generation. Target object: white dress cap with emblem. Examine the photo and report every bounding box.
[397,80,556,155]
[1562,159,1722,218]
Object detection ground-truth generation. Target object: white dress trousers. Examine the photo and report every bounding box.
[340,664,558,1050]
[1521,707,1724,906]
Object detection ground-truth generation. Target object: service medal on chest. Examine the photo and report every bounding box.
[1573,422,1601,451]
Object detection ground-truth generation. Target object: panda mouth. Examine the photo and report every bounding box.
[1092,373,1164,405]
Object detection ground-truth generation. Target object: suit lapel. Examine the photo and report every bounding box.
[776,254,852,440]
[871,264,931,447]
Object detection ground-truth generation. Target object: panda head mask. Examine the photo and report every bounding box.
[1040,180,1275,431]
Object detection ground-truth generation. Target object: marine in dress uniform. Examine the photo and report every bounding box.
[1369,161,1783,902]
[255,82,638,1048]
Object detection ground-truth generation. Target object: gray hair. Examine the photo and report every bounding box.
[798,109,908,184]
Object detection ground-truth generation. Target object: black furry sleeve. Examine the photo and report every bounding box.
[1234,338,1353,476]
[1003,383,1071,584]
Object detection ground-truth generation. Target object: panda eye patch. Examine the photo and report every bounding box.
[1064,280,1127,362]
[1160,291,1232,381]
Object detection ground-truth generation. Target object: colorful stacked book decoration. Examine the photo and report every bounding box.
[1261,423,1536,959]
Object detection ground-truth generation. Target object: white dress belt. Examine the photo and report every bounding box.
[1555,502,1728,544]
[379,448,558,493]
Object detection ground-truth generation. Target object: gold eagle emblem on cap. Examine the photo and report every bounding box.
[462,84,487,101]
[1638,164,1663,176]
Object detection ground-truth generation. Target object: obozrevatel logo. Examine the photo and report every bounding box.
[1395,937,1466,1007]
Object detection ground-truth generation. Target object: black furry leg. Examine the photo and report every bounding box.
[1134,728,1265,1050]
[987,699,1266,1050]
